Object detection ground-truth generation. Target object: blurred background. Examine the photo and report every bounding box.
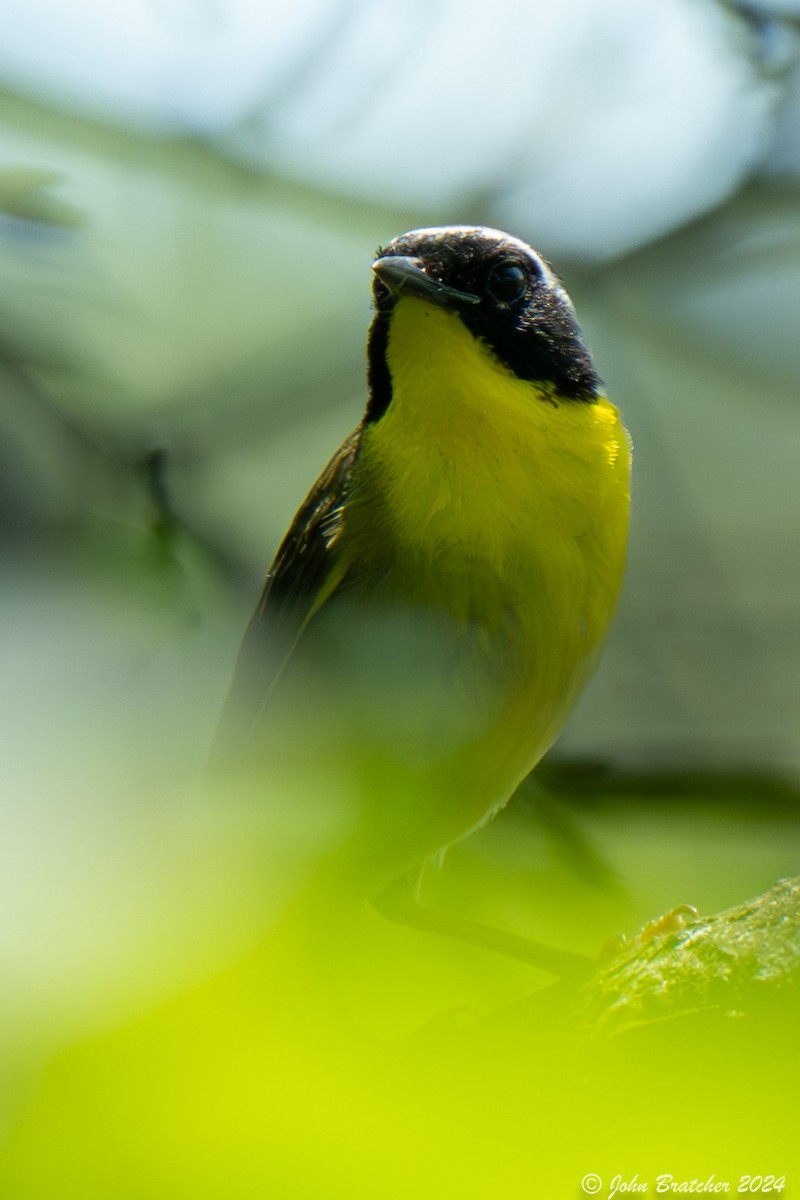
[1,0,799,1194]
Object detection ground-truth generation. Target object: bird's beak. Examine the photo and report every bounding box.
[372,255,480,306]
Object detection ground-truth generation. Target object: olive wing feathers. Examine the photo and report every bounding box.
[209,427,361,768]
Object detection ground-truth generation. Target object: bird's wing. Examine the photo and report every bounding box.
[209,426,362,768]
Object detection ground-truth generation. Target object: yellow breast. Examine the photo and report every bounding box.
[343,295,630,830]
[354,296,629,609]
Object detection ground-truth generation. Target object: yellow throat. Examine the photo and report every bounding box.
[347,295,631,806]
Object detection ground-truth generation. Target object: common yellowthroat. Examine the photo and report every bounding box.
[213,226,630,938]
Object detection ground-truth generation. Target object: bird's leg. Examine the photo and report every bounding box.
[371,869,594,981]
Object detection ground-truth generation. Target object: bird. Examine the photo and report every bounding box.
[212,225,630,965]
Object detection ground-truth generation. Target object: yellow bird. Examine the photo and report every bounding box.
[213,226,630,957]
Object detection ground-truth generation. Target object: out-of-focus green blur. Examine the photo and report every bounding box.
[1,2,798,1194]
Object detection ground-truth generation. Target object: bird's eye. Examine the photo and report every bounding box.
[486,261,527,305]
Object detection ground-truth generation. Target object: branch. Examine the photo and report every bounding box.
[573,875,800,1038]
